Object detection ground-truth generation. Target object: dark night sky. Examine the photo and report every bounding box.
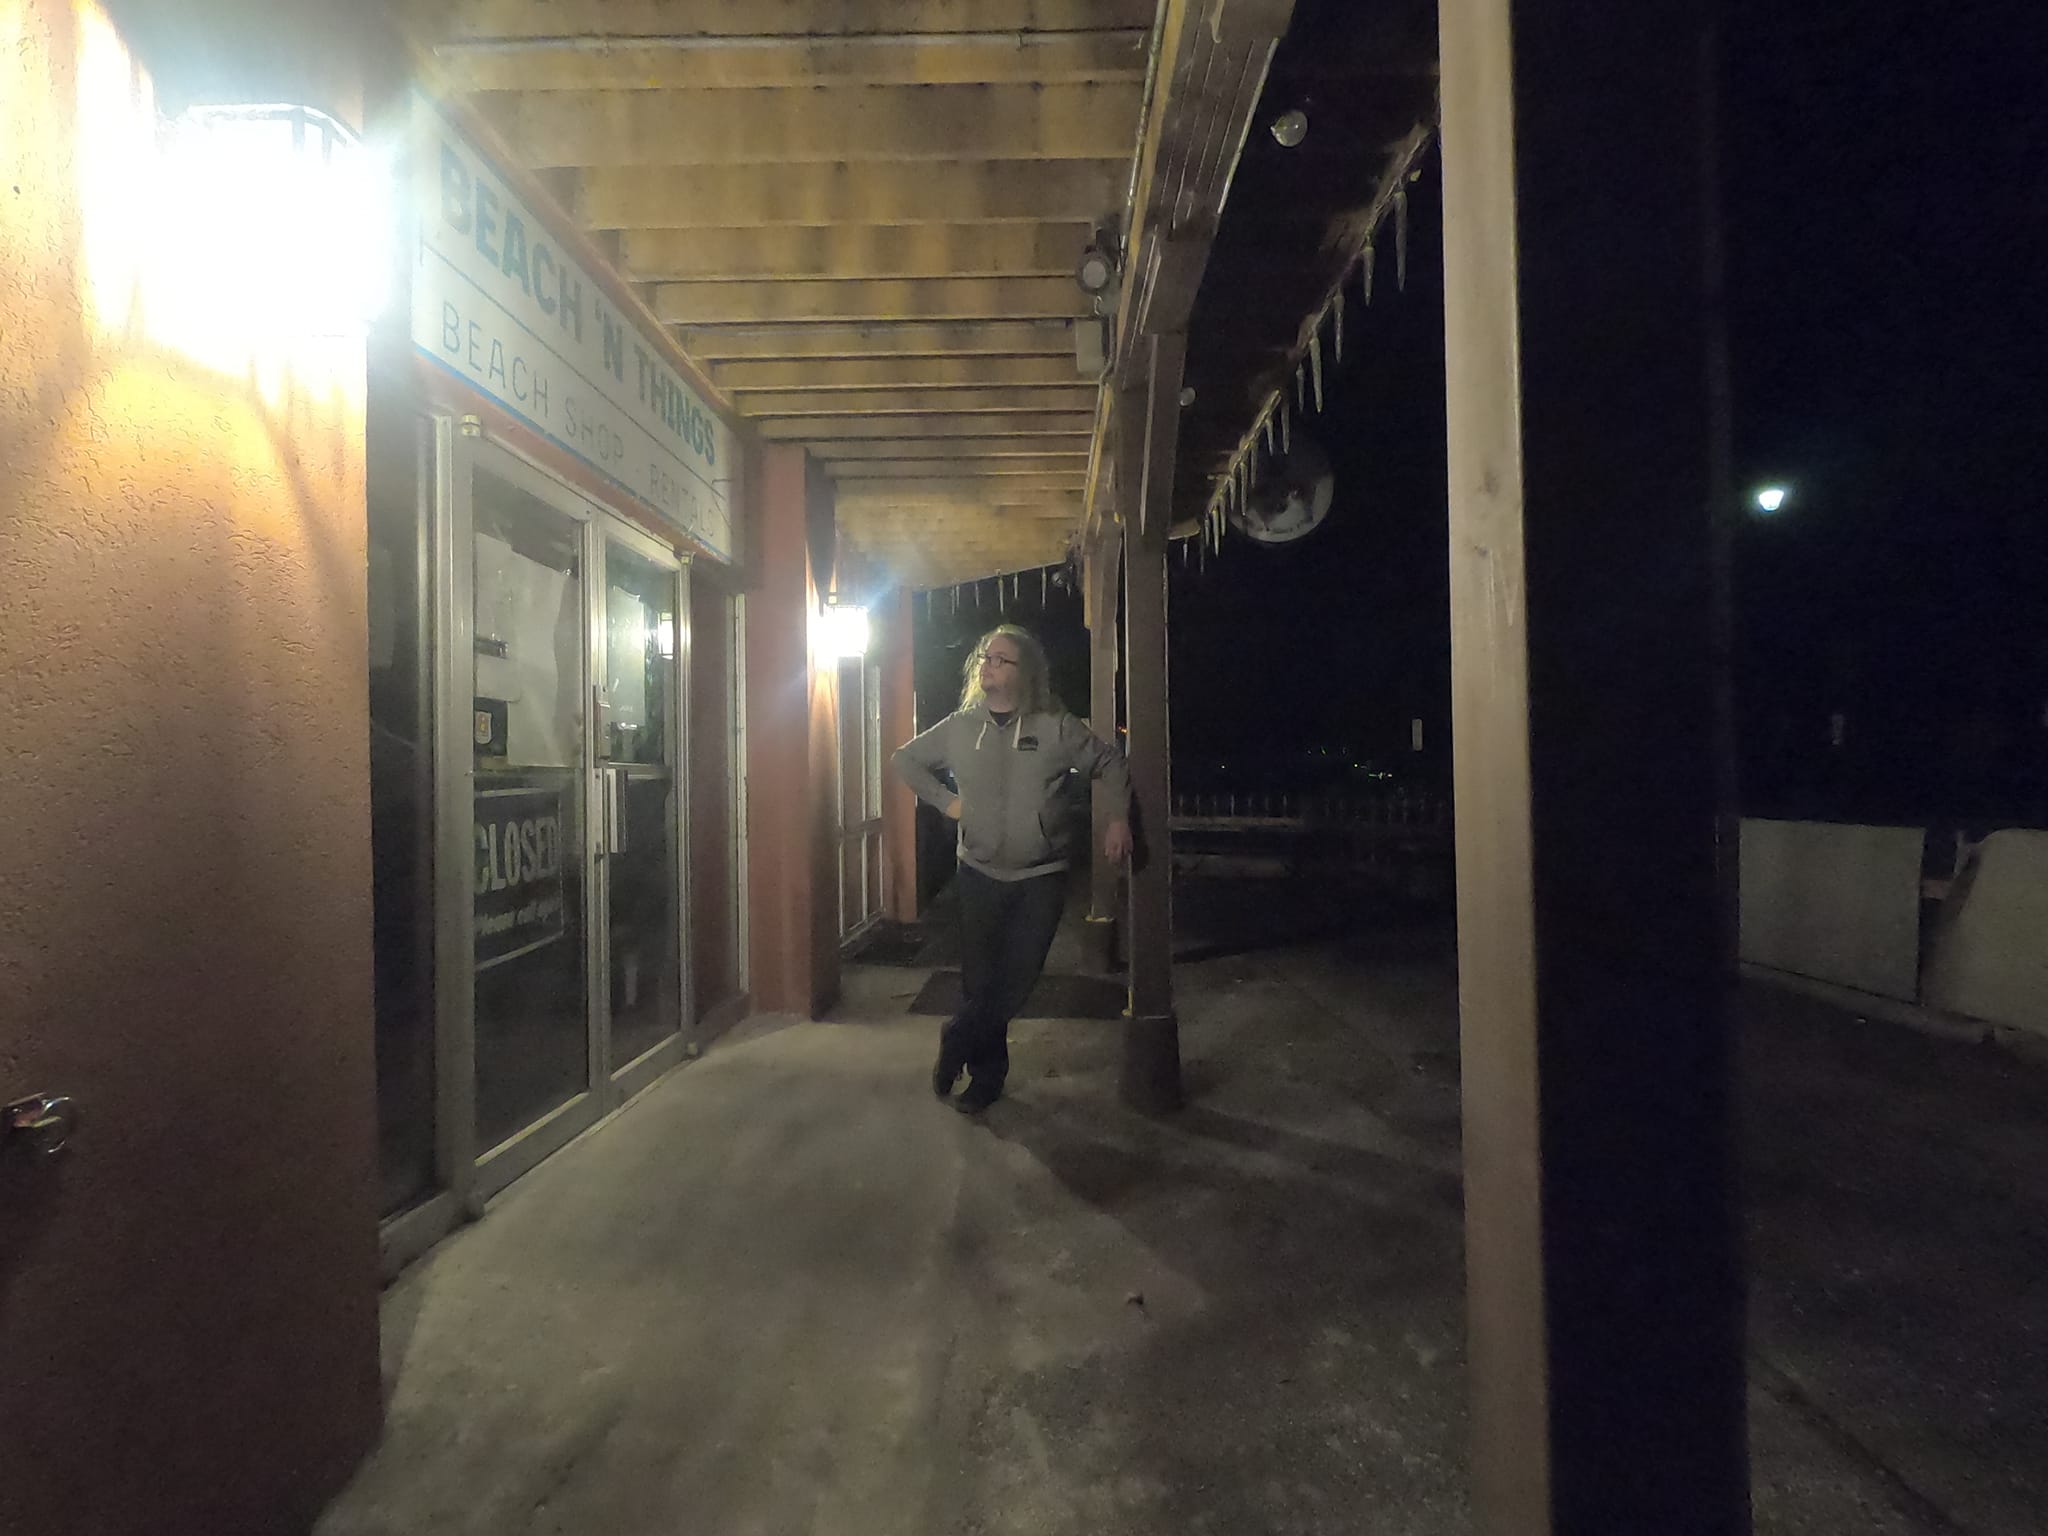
[914,4,2046,823]
[1722,0,2048,822]
[1162,0,2048,823]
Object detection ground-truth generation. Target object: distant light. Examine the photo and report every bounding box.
[1754,485,1789,514]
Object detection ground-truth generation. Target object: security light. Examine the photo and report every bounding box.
[1076,244,1116,296]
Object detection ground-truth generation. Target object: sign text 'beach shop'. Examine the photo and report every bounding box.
[410,95,735,560]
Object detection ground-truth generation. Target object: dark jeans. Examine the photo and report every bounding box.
[939,865,1067,1096]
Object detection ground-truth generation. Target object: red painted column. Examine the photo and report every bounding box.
[879,585,920,920]
[745,446,818,1016]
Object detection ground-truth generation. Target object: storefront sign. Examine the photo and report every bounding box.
[475,785,568,969]
[411,94,735,560]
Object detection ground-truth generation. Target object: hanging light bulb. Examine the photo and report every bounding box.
[1269,108,1309,148]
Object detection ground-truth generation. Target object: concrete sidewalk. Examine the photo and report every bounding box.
[320,904,2048,1535]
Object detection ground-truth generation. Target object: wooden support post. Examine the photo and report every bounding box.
[1085,520,1125,949]
[1120,334,1186,1114]
[1440,1,1750,1531]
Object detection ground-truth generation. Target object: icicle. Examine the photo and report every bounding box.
[1360,243,1376,306]
[1280,400,1292,457]
[1310,332,1325,414]
[1295,361,1307,413]
[998,575,1007,614]
[1395,189,1410,292]
[1040,567,1048,603]
[1263,410,1277,457]
[1332,290,1345,365]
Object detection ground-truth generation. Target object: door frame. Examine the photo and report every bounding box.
[598,512,696,1107]
[379,423,694,1274]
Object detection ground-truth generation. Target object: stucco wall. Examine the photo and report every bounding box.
[1738,818,1926,1001]
[1925,829,2048,1042]
[0,3,381,1529]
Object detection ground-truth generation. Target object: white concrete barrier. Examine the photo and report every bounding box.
[1739,819,1925,1002]
[1924,829,2048,1042]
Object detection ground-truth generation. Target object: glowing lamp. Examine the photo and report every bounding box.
[156,103,388,342]
[820,600,871,661]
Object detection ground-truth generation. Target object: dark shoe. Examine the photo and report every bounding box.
[932,1055,961,1099]
[954,1081,1002,1115]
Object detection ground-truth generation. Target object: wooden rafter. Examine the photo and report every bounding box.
[677,322,1077,361]
[411,0,1173,586]
[621,222,1091,282]
[651,278,1090,326]
[715,356,1085,392]
[577,160,1127,230]
[478,82,1143,168]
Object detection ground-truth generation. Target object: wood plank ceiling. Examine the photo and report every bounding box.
[415,0,1157,589]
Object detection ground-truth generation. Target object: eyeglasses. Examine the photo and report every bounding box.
[979,653,1020,669]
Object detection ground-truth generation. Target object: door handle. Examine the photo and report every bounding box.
[606,767,627,856]
[4,1092,78,1161]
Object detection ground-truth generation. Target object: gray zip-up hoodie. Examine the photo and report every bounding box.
[892,705,1133,881]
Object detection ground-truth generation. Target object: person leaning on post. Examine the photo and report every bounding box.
[891,624,1134,1114]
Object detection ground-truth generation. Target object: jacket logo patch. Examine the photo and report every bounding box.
[1017,736,1040,751]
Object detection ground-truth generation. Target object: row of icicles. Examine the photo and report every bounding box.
[916,146,1432,611]
[1193,150,1426,559]
[919,563,1064,618]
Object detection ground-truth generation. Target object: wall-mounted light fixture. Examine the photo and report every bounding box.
[819,595,871,661]
[154,102,389,345]
[1075,223,1122,319]
[1076,244,1117,297]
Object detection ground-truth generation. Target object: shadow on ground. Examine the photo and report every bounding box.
[320,876,2048,1536]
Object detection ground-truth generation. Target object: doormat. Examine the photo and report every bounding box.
[842,921,936,967]
[909,970,1126,1020]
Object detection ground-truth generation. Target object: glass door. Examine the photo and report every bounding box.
[467,457,599,1192]
[596,524,689,1096]
[432,439,693,1207]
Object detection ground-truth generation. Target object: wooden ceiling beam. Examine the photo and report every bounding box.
[675,321,1077,361]
[653,277,1089,325]
[430,0,1157,41]
[478,82,1143,168]
[435,31,1148,92]
[621,222,1090,282]
[816,436,1091,460]
[755,412,1093,441]
[736,386,1099,417]
[830,457,1087,479]
[715,355,1085,391]
[835,476,1083,499]
[578,160,1126,229]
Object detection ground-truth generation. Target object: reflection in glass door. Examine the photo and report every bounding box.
[470,468,592,1153]
[598,533,685,1074]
